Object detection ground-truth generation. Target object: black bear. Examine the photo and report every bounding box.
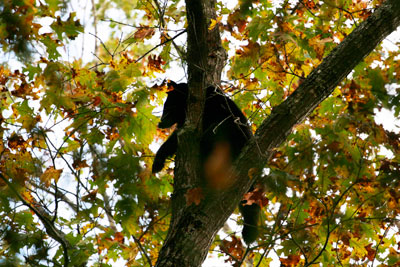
[152,81,260,245]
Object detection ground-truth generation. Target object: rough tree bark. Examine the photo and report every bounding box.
[155,0,400,266]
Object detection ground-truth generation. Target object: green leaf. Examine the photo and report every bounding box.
[50,12,83,40]
[40,34,62,59]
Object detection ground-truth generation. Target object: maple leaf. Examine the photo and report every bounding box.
[92,96,102,106]
[72,159,89,170]
[364,243,376,261]
[236,41,260,58]
[11,82,36,99]
[21,190,35,205]
[221,235,245,263]
[81,223,95,234]
[114,232,124,244]
[8,133,27,151]
[148,55,166,72]
[242,187,268,207]
[227,10,248,33]
[40,167,62,187]
[134,26,155,40]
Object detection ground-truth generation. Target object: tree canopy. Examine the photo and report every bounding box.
[1,0,400,266]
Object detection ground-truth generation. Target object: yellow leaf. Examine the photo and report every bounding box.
[41,166,62,187]
[81,223,95,234]
[208,16,222,30]
[21,190,35,204]
[388,198,397,210]
[248,168,258,179]
[124,243,139,265]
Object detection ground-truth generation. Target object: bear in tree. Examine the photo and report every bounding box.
[152,81,261,245]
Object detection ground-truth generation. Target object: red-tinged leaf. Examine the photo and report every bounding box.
[114,232,124,244]
[72,159,89,170]
[303,0,317,10]
[134,27,155,40]
[8,133,27,151]
[21,191,35,205]
[147,55,166,72]
[93,96,102,106]
[242,187,268,207]
[280,255,301,266]
[185,188,204,206]
[364,243,376,261]
[221,235,245,263]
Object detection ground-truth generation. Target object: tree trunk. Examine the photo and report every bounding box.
[155,0,400,266]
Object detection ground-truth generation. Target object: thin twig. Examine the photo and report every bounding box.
[0,173,71,267]
[89,33,113,58]
[135,29,186,63]
[132,235,153,266]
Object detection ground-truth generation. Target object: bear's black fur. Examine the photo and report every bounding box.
[152,81,260,245]
[151,83,187,174]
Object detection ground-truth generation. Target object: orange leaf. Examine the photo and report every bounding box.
[72,159,89,170]
[280,255,301,266]
[41,166,62,187]
[148,55,165,72]
[221,235,245,261]
[185,188,204,206]
[21,190,35,204]
[134,27,155,40]
[364,243,375,261]
[114,232,124,244]
[242,187,268,207]
[93,96,102,106]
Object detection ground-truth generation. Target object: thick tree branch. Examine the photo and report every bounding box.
[156,0,227,266]
[235,0,400,191]
[217,0,400,253]
[208,0,400,248]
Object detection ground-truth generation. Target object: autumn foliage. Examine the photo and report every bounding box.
[1,0,400,266]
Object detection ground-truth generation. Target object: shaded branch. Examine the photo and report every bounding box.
[230,0,400,212]
[0,173,72,267]
[133,235,153,267]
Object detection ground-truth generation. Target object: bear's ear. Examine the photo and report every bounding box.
[167,81,188,95]
[158,82,188,129]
